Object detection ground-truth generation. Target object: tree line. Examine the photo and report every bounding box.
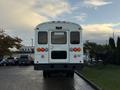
[84,37,120,65]
[0,28,120,65]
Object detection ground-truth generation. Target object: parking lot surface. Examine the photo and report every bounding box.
[0,66,94,90]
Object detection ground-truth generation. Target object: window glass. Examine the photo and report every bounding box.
[51,51,67,59]
[70,32,80,44]
[51,32,66,44]
[38,32,47,44]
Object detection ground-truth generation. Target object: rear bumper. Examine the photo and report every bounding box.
[34,63,84,70]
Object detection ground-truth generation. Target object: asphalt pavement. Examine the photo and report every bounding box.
[0,66,94,90]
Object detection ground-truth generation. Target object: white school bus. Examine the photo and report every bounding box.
[34,21,84,77]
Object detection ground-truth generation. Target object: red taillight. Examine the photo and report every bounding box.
[41,48,45,52]
[73,48,77,52]
[77,48,81,52]
[71,48,81,52]
[36,48,45,52]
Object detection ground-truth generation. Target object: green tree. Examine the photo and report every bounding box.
[109,37,115,49]
[117,37,120,49]
[84,41,111,65]
[109,37,116,64]
[84,41,105,63]
[84,41,97,61]
[0,30,22,57]
[116,37,120,65]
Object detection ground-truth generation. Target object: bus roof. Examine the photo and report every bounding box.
[35,21,82,31]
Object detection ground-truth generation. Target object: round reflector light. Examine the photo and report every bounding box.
[41,48,45,52]
[77,48,81,52]
[37,48,41,52]
[73,48,77,52]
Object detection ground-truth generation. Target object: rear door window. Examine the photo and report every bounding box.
[38,32,48,44]
[70,31,80,44]
[51,32,67,44]
[51,51,67,59]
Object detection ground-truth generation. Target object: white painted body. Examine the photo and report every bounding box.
[34,21,83,65]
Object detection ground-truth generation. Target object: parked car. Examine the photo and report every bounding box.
[14,57,19,65]
[0,59,9,66]
[6,57,16,66]
[0,57,3,62]
[18,55,32,65]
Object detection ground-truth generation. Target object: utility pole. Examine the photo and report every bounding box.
[31,38,33,47]
[30,38,33,57]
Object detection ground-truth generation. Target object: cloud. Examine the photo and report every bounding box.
[0,0,72,45]
[33,0,71,18]
[74,13,87,21]
[83,0,112,8]
[0,0,71,30]
[0,0,50,45]
[82,23,120,44]
[0,0,49,30]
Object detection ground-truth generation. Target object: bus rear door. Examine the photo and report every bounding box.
[49,31,69,63]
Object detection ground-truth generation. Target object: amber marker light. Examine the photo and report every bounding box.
[36,48,41,52]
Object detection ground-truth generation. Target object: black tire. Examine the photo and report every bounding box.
[70,72,74,78]
[66,71,74,78]
[43,70,51,78]
[43,71,47,78]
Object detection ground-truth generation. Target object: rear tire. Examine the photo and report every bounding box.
[70,72,74,78]
[43,70,50,78]
[66,71,74,78]
[43,71,47,78]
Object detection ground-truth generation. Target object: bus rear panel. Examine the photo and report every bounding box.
[34,21,84,71]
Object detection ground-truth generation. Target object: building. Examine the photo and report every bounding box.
[12,46,34,59]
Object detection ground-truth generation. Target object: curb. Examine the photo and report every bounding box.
[75,71,102,90]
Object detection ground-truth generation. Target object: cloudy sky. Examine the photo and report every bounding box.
[0,0,120,45]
